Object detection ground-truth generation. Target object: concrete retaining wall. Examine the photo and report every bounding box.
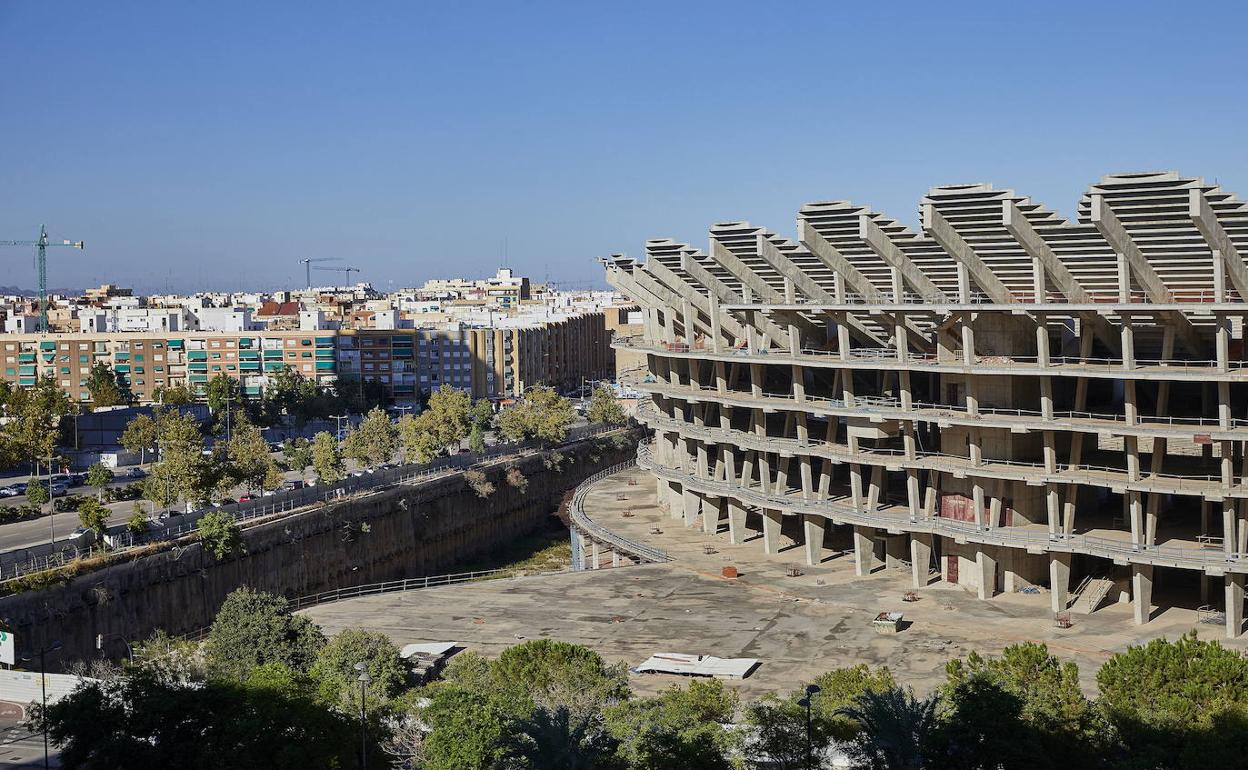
[0,436,636,669]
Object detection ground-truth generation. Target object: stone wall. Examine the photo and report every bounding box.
[0,435,637,668]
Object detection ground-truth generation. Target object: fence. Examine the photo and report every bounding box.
[0,423,621,583]
[567,461,670,564]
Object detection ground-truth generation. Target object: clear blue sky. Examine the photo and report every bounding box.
[2,1,1246,294]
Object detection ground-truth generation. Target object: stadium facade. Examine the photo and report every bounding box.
[606,171,1248,637]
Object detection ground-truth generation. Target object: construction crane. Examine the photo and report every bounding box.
[300,257,339,290]
[0,225,84,333]
[313,265,361,285]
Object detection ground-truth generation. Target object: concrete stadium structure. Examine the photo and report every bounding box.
[604,171,1248,638]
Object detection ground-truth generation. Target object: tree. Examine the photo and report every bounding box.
[0,375,69,471]
[120,412,159,465]
[198,509,243,560]
[399,386,472,464]
[86,461,114,500]
[343,407,398,468]
[26,480,49,508]
[126,506,148,537]
[587,383,626,425]
[77,497,110,537]
[838,687,939,770]
[810,664,897,741]
[282,438,314,481]
[1096,631,1248,768]
[471,398,495,432]
[498,700,618,770]
[85,361,129,408]
[606,679,740,770]
[928,674,1037,769]
[943,643,1106,766]
[497,385,576,444]
[465,469,495,497]
[311,431,345,483]
[206,374,244,435]
[309,629,409,712]
[151,383,194,406]
[205,587,325,681]
[744,695,818,770]
[225,417,281,494]
[418,686,514,770]
[263,366,331,424]
[398,412,442,465]
[492,639,629,711]
[36,669,378,769]
[468,423,486,454]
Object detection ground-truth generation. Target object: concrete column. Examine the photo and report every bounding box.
[1050,553,1071,613]
[702,496,723,535]
[802,514,825,566]
[853,526,874,576]
[682,489,700,527]
[884,536,906,571]
[727,499,748,545]
[1227,574,1245,638]
[612,549,621,568]
[1132,564,1153,625]
[976,547,997,600]
[667,481,683,520]
[591,540,600,570]
[910,533,933,587]
[762,509,783,555]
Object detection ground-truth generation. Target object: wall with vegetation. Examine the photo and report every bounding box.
[0,434,636,668]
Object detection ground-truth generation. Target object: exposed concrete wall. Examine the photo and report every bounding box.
[0,437,638,669]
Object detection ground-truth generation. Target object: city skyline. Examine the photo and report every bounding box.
[3,1,1247,293]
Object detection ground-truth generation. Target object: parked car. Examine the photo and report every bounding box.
[281,480,305,491]
[157,509,185,522]
[123,468,147,480]
[49,482,70,495]
[0,486,19,498]
[50,473,74,485]
[69,472,88,485]
[68,527,97,546]
[9,482,28,495]
[237,494,256,503]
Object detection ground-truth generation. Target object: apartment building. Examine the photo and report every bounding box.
[607,171,1248,638]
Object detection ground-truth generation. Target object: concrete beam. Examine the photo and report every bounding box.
[756,235,893,348]
[1091,195,1203,354]
[923,206,1014,305]
[1190,188,1248,301]
[858,215,946,300]
[798,219,886,303]
[638,260,744,342]
[679,252,792,349]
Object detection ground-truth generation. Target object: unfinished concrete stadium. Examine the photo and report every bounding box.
[604,171,1248,638]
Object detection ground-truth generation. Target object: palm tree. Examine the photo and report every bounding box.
[497,703,615,770]
[836,687,937,770]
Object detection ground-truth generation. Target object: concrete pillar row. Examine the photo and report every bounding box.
[852,526,875,577]
[1227,574,1245,639]
[910,533,933,588]
[702,496,723,535]
[1132,564,1154,625]
[1049,552,1072,613]
[726,499,748,545]
[976,547,997,600]
[762,509,783,555]
[681,488,701,527]
[802,514,826,566]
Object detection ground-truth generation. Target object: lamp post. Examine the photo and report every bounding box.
[330,414,350,443]
[94,633,134,665]
[21,640,62,770]
[354,662,371,770]
[796,683,821,770]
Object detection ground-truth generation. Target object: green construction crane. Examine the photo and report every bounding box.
[0,225,85,332]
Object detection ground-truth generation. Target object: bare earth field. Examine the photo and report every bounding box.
[302,467,1242,698]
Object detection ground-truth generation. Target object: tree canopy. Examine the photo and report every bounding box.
[85,361,130,408]
[587,384,626,425]
[205,587,325,681]
[497,385,576,444]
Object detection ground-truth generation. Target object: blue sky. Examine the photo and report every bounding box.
[1,1,1246,293]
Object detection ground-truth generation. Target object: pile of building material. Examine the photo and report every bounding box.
[632,652,759,679]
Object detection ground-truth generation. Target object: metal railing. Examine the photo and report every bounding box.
[636,442,1248,572]
[0,424,622,583]
[568,460,670,564]
[638,380,1248,433]
[635,402,1245,496]
[287,568,545,611]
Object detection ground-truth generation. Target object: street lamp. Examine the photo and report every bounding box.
[354,662,371,770]
[38,455,57,547]
[20,640,62,770]
[796,683,821,770]
[330,414,350,443]
[94,633,134,665]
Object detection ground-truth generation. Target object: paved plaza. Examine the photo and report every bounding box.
[302,468,1242,697]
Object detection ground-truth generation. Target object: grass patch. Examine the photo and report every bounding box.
[455,525,572,577]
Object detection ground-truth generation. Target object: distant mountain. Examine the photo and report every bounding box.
[0,286,83,297]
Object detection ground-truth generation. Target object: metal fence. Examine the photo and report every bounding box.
[567,460,670,564]
[0,423,621,583]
